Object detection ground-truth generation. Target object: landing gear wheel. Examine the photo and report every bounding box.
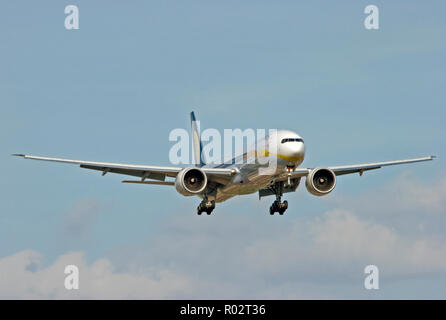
[278,200,288,215]
[197,199,215,215]
[267,182,290,215]
[269,197,288,215]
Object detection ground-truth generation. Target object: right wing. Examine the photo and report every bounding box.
[13,154,235,182]
[277,155,435,181]
[328,156,435,176]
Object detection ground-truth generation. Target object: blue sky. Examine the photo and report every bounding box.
[1,1,445,298]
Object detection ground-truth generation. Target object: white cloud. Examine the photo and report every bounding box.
[1,173,446,299]
[0,250,192,299]
[333,172,446,215]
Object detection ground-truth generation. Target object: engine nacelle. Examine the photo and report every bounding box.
[175,167,208,196]
[305,167,336,196]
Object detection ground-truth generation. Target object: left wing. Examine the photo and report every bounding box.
[13,154,235,182]
[278,155,435,181]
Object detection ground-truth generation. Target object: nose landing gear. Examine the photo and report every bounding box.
[197,199,215,215]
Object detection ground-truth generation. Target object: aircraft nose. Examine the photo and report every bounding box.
[296,142,305,156]
[288,142,305,161]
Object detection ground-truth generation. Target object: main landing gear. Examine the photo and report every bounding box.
[269,182,288,215]
[270,199,288,215]
[197,198,215,215]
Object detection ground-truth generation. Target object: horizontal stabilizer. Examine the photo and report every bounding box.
[122,180,174,186]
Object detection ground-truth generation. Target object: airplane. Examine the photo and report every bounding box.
[13,112,435,215]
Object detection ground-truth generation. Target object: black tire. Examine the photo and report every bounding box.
[283,200,288,209]
[269,206,274,215]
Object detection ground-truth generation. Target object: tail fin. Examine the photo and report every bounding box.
[190,111,205,166]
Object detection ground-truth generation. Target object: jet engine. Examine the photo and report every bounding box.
[305,167,336,196]
[175,167,208,196]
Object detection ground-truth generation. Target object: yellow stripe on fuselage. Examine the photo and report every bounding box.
[243,150,303,163]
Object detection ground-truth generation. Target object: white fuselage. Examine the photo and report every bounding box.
[206,130,305,202]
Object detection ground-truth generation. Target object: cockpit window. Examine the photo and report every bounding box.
[281,138,304,144]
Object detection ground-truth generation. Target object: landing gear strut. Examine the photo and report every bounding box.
[269,182,288,215]
[197,198,215,215]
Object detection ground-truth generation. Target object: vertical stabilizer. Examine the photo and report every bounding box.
[190,111,205,166]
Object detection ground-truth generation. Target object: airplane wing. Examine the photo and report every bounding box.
[279,156,435,180]
[13,154,235,182]
[328,156,435,176]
